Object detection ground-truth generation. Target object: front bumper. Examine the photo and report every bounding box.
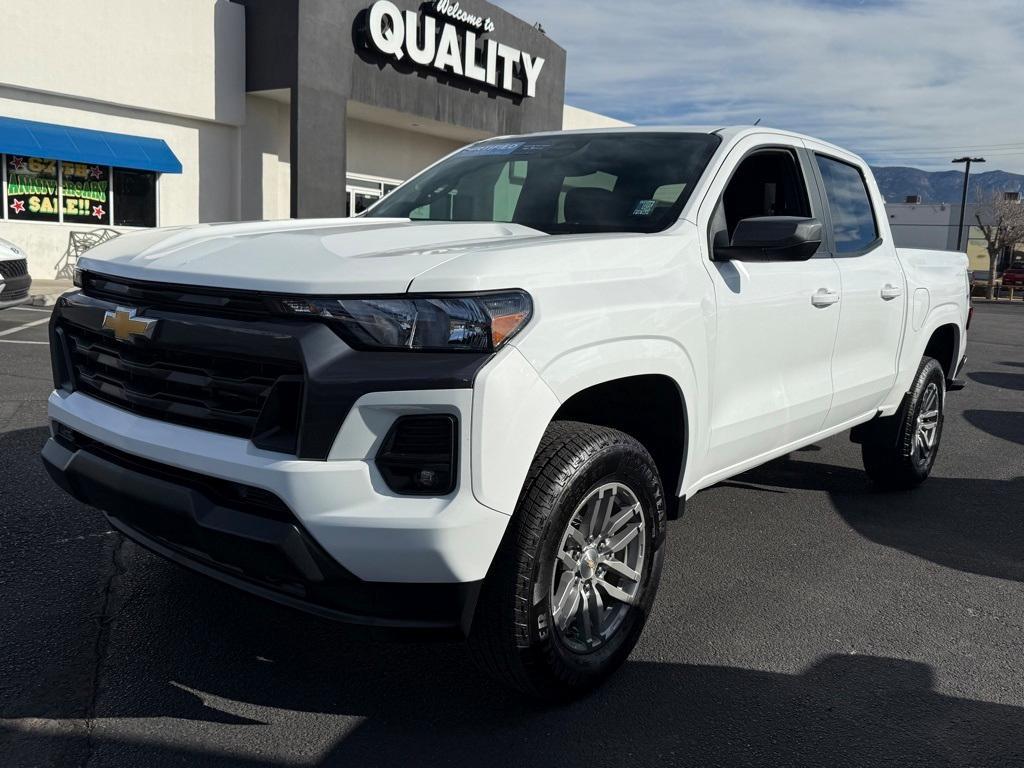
[45,388,510,630]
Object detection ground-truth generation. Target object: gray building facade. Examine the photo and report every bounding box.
[239,0,568,218]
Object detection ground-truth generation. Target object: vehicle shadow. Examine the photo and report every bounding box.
[4,645,1024,767]
[968,370,1024,391]
[963,409,1024,446]
[4,424,1024,766]
[721,455,1024,583]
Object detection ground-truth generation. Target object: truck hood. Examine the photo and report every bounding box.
[77,218,547,294]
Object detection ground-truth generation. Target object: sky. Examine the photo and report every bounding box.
[497,0,1024,173]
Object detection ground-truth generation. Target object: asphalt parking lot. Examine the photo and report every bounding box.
[1,302,1022,767]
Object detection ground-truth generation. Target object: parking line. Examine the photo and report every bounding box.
[6,305,52,313]
[0,317,50,337]
[0,338,48,345]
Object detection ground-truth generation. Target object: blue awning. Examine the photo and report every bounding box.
[0,116,182,174]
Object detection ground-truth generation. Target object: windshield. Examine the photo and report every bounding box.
[366,132,721,235]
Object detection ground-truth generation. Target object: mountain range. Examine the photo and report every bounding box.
[871,167,1024,204]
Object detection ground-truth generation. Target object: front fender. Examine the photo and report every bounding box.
[471,338,701,515]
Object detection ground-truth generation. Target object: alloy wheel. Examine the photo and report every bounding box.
[549,482,646,653]
[913,381,941,464]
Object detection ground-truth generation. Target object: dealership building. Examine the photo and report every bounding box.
[0,0,624,278]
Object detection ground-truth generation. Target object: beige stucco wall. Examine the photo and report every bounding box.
[0,89,240,278]
[346,119,466,183]
[241,95,291,221]
[0,0,246,278]
[0,0,245,125]
[562,105,632,130]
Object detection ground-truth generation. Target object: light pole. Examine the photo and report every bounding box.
[952,156,985,251]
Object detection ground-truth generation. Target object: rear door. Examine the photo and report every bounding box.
[809,149,906,428]
[697,136,842,477]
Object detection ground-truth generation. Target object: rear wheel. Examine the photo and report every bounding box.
[467,421,667,699]
[861,357,945,489]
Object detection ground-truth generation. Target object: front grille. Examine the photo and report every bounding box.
[0,258,28,279]
[1,287,29,302]
[61,321,303,441]
[82,272,271,318]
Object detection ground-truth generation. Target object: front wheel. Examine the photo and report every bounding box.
[861,356,946,489]
[467,421,667,699]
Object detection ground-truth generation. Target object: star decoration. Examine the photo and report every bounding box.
[7,156,25,173]
[88,165,104,180]
[9,198,25,214]
[92,204,106,220]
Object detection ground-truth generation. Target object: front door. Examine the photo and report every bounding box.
[701,141,842,477]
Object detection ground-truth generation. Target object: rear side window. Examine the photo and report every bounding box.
[815,155,879,253]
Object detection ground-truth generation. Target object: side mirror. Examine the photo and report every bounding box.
[713,216,822,262]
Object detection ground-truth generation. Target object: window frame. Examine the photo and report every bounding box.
[1,153,160,228]
[706,144,827,260]
[347,171,403,217]
[809,152,883,258]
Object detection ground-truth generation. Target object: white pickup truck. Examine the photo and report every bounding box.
[43,127,970,699]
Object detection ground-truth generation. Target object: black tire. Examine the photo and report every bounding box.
[467,421,667,700]
[861,357,946,490]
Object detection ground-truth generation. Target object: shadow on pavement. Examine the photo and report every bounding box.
[722,455,1024,583]
[4,422,1024,766]
[4,650,1024,767]
[964,409,1024,446]
[968,370,1024,391]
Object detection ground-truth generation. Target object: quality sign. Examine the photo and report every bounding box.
[364,0,545,98]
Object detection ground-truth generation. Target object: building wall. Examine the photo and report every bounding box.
[562,106,632,130]
[885,203,959,251]
[0,0,246,278]
[346,119,465,181]
[240,0,568,218]
[240,95,291,221]
[0,0,246,125]
[0,89,241,278]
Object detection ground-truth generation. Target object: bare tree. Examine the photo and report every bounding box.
[975,193,1024,299]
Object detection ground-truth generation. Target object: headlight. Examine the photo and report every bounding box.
[272,290,532,352]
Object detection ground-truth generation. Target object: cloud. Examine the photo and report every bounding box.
[497,0,1024,172]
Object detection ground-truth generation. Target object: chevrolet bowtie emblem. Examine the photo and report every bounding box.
[101,307,158,342]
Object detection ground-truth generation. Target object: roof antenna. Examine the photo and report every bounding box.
[753,117,762,126]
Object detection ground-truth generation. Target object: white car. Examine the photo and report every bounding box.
[0,237,32,309]
[42,127,969,698]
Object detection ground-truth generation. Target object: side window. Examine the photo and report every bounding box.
[713,149,811,244]
[815,155,879,253]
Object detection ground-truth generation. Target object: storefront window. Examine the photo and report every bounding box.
[6,155,59,222]
[346,173,403,216]
[112,168,157,227]
[1,154,158,227]
[62,162,110,224]
[352,192,379,215]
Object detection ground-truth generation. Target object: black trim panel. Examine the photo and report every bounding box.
[42,434,480,631]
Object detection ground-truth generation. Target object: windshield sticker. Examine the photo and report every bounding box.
[461,142,523,156]
[631,199,657,216]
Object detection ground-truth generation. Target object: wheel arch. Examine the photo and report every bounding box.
[882,305,964,414]
[922,321,961,381]
[550,374,689,517]
[472,338,700,519]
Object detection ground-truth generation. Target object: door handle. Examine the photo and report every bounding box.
[811,288,840,307]
[880,284,903,300]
